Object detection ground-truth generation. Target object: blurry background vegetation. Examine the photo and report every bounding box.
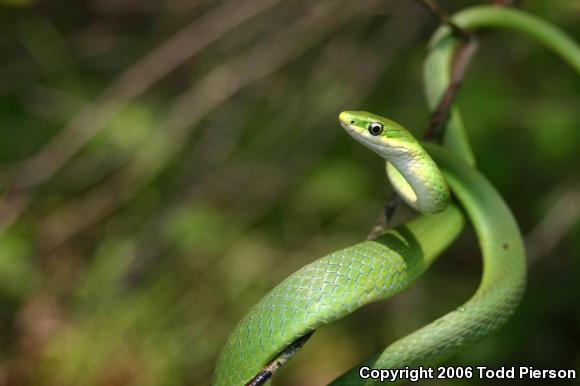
[0,0,578,385]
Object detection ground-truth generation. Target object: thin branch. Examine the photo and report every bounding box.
[421,0,516,141]
[415,0,472,41]
[246,333,314,386]
[419,0,522,137]
[417,0,480,141]
[423,37,478,140]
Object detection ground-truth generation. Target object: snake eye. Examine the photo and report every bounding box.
[368,122,384,136]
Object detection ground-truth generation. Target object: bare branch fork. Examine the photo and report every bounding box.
[419,0,515,140]
[416,0,479,140]
[423,37,478,140]
[416,0,473,41]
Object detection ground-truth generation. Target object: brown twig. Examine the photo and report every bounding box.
[423,37,478,140]
[246,333,314,386]
[419,0,514,141]
[415,0,472,41]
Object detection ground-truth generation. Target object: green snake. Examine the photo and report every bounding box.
[212,5,580,386]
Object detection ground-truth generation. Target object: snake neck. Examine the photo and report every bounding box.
[385,147,449,214]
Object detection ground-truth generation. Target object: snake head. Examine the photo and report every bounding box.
[338,111,417,157]
[339,110,449,214]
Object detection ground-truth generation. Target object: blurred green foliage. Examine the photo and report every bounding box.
[0,0,578,385]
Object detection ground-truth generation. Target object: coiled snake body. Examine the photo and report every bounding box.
[212,6,580,386]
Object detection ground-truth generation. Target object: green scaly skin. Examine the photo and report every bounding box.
[213,175,464,386]
[330,142,525,385]
[212,6,580,386]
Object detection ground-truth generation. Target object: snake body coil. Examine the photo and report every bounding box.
[212,5,580,386]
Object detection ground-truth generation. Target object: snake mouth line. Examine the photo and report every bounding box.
[341,123,379,148]
[245,332,314,386]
